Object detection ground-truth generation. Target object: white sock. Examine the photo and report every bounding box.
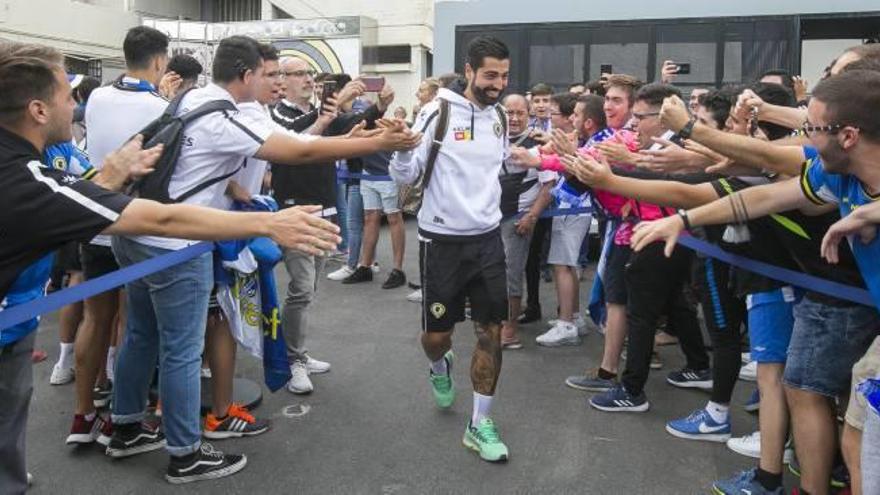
[706,401,730,423]
[472,392,493,425]
[430,356,448,375]
[58,342,74,369]
[106,346,116,381]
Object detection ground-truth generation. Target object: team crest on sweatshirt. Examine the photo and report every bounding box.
[453,126,472,141]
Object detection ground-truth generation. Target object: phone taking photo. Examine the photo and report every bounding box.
[361,76,385,92]
[321,80,338,109]
[674,63,691,75]
[600,64,613,75]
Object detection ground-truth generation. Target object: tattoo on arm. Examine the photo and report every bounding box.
[471,323,502,395]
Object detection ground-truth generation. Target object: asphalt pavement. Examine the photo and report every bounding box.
[25,219,767,494]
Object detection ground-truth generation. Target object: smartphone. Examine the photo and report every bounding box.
[674,63,691,75]
[321,80,338,105]
[361,76,385,92]
[600,64,613,75]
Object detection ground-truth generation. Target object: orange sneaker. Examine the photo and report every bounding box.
[204,403,269,440]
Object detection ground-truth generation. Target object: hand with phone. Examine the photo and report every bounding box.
[661,60,678,83]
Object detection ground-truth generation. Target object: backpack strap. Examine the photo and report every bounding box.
[179,99,237,123]
[422,98,450,190]
[173,159,245,203]
[494,104,508,137]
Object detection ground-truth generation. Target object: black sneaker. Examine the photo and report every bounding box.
[93,381,112,409]
[666,368,713,390]
[342,265,373,284]
[105,422,166,458]
[166,443,247,484]
[381,269,406,289]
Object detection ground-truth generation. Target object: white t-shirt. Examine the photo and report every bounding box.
[85,77,167,246]
[132,84,273,250]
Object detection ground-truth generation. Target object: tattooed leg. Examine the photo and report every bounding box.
[471,322,503,395]
[422,329,453,362]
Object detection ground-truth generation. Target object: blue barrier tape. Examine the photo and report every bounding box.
[0,242,213,330]
[678,235,874,307]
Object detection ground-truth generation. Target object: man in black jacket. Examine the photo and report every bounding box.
[271,67,390,395]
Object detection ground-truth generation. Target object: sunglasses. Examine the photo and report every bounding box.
[801,122,842,136]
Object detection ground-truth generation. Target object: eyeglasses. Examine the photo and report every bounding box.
[632,111,660,121]
[283,69,316,78]
[801,122,843,136]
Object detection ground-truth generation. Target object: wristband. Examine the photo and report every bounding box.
[677,119,696,140]
[677,209,692,230]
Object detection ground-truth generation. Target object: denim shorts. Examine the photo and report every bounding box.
[361,177,400,214]
[784,297,880,398]
[746,287,798,364]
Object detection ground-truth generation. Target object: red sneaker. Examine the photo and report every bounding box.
[66,414,106,445]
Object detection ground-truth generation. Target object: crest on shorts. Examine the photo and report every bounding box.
[430,303,446,319]
[493,122,503,137]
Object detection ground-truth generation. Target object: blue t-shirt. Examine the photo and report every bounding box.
[800,146,880,309]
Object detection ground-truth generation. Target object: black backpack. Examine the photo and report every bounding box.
[130,87,238,204]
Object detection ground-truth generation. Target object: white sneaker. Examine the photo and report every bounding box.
[327,265,355,281]
[406,289,422,303]
[548,315,589,336]
[200,367,212,379]
[739,360,757,381]
[741,352,751,364]
[305,355,331,374]
[50,363,75,385]
[536,321,582,347]
[726,430,794,464]
[288,361,314,394]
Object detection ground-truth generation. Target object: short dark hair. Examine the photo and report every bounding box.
[812,70,880,141]
[122,26,169,70]
[324,73,352,88]
[212,36,262,84]
[585,80,606,96]
[530,83,553,97]
[551,92,578,117]
[257,43,279,62]
[697,89,734,130]
[759,69,794,90]
[635,83,682,107]
[569,82,586,91]
[167,54,203,81]
[577,94,607,129]
[466,36,509,70]
[749,82,797,140]
[0,41,64,124]
[840,57,880,74]
[605,74,642,105]
[74,76,101,105]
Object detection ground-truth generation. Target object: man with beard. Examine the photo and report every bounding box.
[390,36,512,463]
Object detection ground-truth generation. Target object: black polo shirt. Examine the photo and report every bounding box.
[0,126,132,304]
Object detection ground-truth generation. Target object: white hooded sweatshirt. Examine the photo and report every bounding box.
[390,88,509,239]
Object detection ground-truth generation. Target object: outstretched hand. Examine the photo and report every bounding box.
[269,205,342,255]
[630,215,686,256]
[821,214,877,264]
[561,153,611,187]
[97,134,163,191]
[377,119,422,151]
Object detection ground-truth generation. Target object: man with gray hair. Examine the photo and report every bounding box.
[497,93,556,348]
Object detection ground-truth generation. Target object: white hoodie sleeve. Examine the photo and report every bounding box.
[389,103,438,185]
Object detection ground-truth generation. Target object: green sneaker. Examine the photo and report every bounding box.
[463,418,509,462]
[429,351,455,408]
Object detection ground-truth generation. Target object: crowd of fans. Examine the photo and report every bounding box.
[0,23,879,495]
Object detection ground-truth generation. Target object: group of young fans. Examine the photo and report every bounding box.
[1,21,879,495]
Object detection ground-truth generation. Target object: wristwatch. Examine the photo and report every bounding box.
[677,209,692,230]
[677,118,697,140]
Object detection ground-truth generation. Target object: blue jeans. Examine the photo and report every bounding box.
[336,182,349,253]
[111,237,212,456]
[346,184,364,269]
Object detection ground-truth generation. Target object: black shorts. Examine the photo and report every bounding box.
[419,230,508,331]
[80,244,120,280]
[55,241,82,272]
[603,243,632,305]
